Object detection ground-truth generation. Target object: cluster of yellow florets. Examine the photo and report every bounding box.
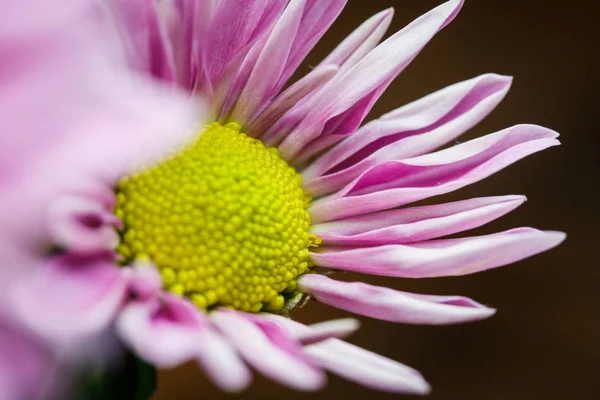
[114,122,318,312]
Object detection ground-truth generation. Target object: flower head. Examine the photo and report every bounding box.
[2,0,565,397]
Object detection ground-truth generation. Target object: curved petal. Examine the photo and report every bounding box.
[311,195,526,245]
[311,228,566,278]
[11,254,128,342]
[303,73,513,195]
[117,294,250,392]
[250,64,338,138]
[229,0,308,125]
[305,339,431,394]
[309,125,559,222]
[279,0,464,161]
[262,316,430,395]
[317,8,394,72]
[48,196,120,253]
[298,274,495,324]
[211,310,326,391]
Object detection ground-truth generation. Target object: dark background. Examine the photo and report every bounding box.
[155,0,599,399]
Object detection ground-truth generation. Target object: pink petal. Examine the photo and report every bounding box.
[107,0,176,83]
[11,254,128,342]
[254,314,360,345]
[278,0,464,161]
[47,196,120,253]
[211,310,326,391]
[309,124,559,222]
[117,294,250,392]
[305,339,431,394]
[204,0,287,90]
[249,64,338,138]
[298,274,495,324]
[257,316,429,394]
[317,8,394,72]
[311,228,566,278]
[303,73,513,196]
[0,321,55,400]
[229,0,308,125]
[275,0,347,89]
[311,195,526,245]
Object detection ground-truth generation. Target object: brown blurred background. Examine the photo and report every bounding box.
[155,0,599,399]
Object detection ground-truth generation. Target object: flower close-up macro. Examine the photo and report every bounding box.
[4,0,595,399]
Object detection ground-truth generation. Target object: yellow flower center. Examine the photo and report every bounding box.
[114,122,319,312]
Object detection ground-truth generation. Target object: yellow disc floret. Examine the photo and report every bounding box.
[114,122,318,312]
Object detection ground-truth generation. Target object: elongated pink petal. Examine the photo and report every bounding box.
[318,8,394,72]
[275,0,347,89]
[299,274,495,324]
[255,314,360,345]
[311,228,566,278]
[203,0,287,89]
[211,310,326,391]
[11,254,128,342]
[312,195,525,245]
[249,64,338,137]
[256,8,392,147]
[258,316,429,394]
[278,0,464,161]
[309,125,559,222]
[229,0,307,125]
[108,0,176,83]
[303,74,513,195]
[117,295,250,392]
[305,339,431,394]
[295,319,360,345]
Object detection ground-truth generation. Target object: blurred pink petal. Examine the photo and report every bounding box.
[299,274,495,324]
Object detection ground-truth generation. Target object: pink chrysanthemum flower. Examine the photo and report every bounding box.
[3,0,565,396]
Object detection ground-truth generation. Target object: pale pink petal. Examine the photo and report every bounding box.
[278,0,464,161]
[299,274,495,324]
[253,314,360,345]
[11,254,128,342]
[317,8,394,72]
[204,0,287,90]
[311,195,525,245]
[107,0,176,83]
[211,310,326,391]
[47,196,120,253]
[229,0,308,125]
[249,65,338,137]
[256,8,393,147]
[303,74,513,195]
[311,228,566,278]
[275,0,347,89]
[0,321,55,400]
[305,339,431,394]
[295,319,360,345]
[117,294,250,392]
[257,316,429,394]
[309,125,559,222]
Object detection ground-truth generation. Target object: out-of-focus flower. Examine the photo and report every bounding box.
[0,0,195,398]
[2,0,565,396]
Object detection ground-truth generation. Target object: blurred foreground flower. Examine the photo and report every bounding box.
[1,0,565,398]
